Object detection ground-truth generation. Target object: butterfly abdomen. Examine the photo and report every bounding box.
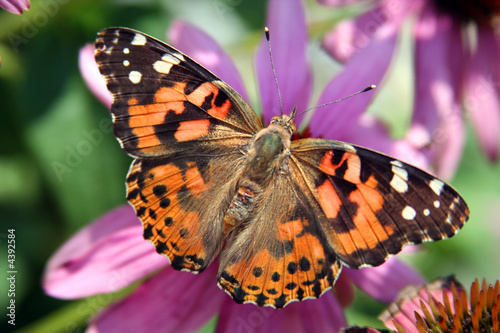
[223,125,292,234]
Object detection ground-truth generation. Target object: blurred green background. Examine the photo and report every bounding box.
[0,0,499,332]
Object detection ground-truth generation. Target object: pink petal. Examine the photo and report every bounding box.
[463,27,500,162]
[333,271,355,307]
[344,257,425,304]
[0,0,29,14]
[43,205,167,299]
[339,115,431,171]
[412,3,465,179]
[256,0,312,125]
[88,265,224,333]
[321,0,419,62]
[381,276,462,332]
[310,24,397,139]
[79,44,112,109]
[216,293,346,332]
[168,20,249,102]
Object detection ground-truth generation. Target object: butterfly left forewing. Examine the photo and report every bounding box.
[291,138,469,269]
[95,27,263,158]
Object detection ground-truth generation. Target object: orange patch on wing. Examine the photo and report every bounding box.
[319,152,361,184]
[127,162,208,272]
[174,119,210,142]
[128,103,168,116]
[222,231,332,307]
[334,186,393,256]
[343,154,362,184]
[184,165,207,197]
[336,229,365,256]
[319,151,337,174]
[364,174,379,188]
[187,82,217,107]
[317,180,342,219]
[357,183,384,213]
[129,113,165,128]
[132,126,162,150]
[185,82,232,119]
[128,97,140,105]
[154,85,187,102]
[208,99,231,119]
[349,189,385,250]
[277,219,304,241]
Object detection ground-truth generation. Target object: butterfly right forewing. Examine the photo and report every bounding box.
[290,138,469,269]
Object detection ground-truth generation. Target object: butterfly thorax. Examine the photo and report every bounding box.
[222,117,293,234]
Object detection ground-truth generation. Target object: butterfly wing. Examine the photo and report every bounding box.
[95,27,263,158]
[217,169,343,308]
[95,27,262,272]
[217,137,469,309]
[290,138,469,268]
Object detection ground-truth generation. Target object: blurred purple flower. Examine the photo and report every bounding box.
[319,0,500,178]
[46,0,431,331]
[0,0,29,14]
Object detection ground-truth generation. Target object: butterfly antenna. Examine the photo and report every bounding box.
[265,27,284,116]
[291,85,377,120]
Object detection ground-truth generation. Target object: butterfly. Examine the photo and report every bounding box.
[95,27,469,309]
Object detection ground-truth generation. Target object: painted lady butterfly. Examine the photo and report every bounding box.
[95,27,469,309]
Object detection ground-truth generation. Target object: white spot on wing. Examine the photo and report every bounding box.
[123,60,130,67]
[129,70,142,84]
[392,164,408,180]
[390,175,408,193]
[423,208,430,216]
[123,47,130,54]
[434,200,441,208]
[153,60,174,74]
[390,163,409,193]
[402,206,416,220]
[173,52,185,61]
[390,160,404,168]
[429,179,445,195]
[162,53,181,64]
[131,33,147,46]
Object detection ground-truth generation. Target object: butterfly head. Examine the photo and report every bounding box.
[270,106,297,135]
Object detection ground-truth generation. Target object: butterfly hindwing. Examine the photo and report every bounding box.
[95,27,262,158]
[126,150,247,273]
[291,138,469,269]
[217,168,342,308]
